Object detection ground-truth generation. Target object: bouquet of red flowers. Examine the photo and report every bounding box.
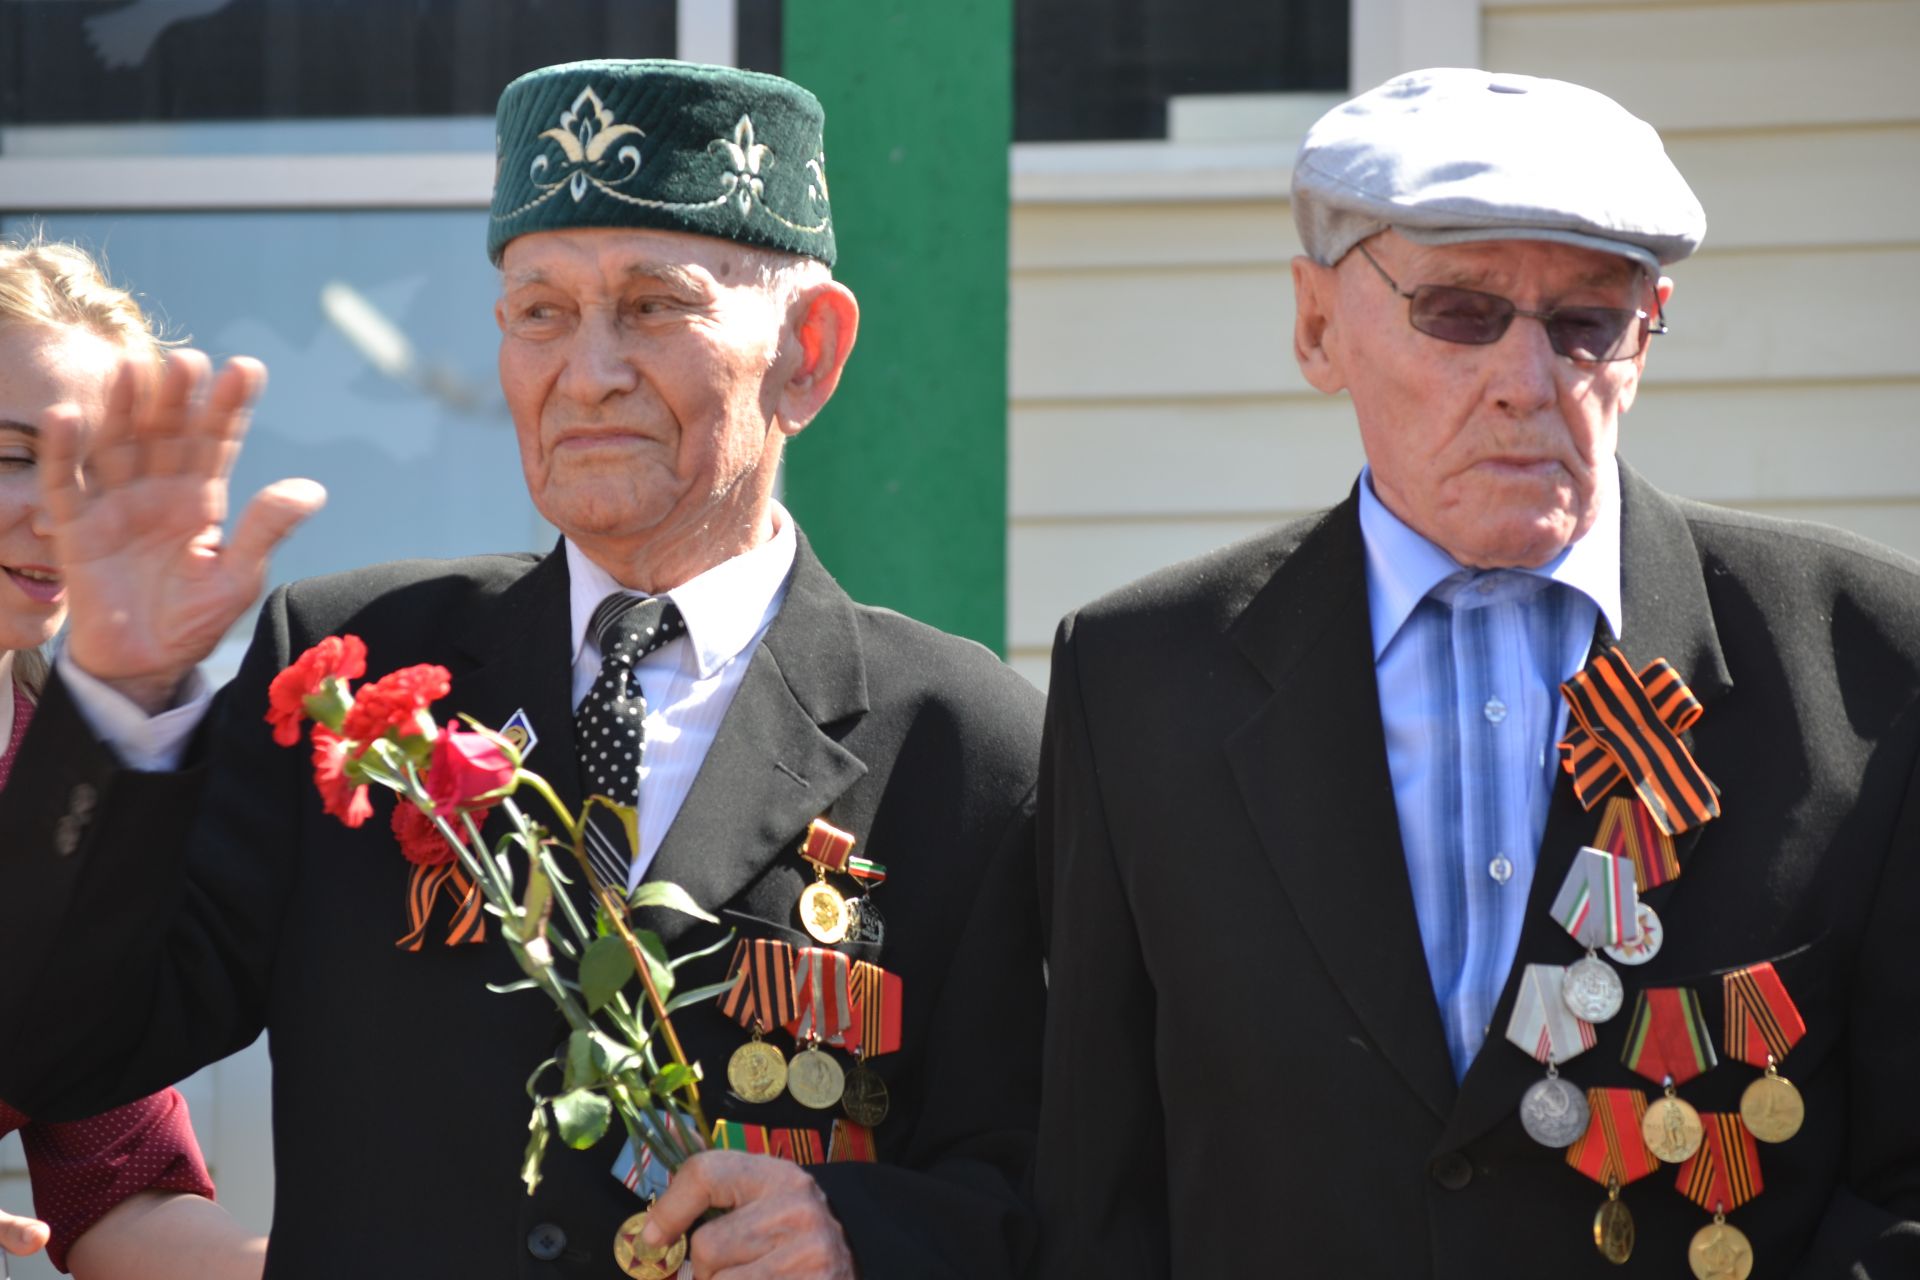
[269,634,725,1196]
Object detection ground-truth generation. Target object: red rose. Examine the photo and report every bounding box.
[341,664,452,747]
[392,801,457,867]
[426,730,516,813]
[267,635,368,747]
[311,725,373,828]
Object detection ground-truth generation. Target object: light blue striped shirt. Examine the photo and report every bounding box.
[1359,466,1622,1080]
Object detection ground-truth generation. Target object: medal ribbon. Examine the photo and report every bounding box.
[1559,646,1720,836]
[801,818,857,874]
[711,1121,829,1165]
[1549,847,1640,948]
[1506,964,1599,1065]
[787,947,854,1044]
[718,938,797,1030]
[828,1119,878,1163]
[711,1120,771,1155]
[1621,987,1719,1085]
[396,861,486,951]
[1593,795,1682,890]
[1722,962,1806,1068]
[845,961,905,1059]
[846,856,887,887]
[1676,1113,1764,1212]
[1565,1088,1660,1187]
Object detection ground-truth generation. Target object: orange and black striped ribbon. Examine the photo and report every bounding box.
[718,938,797,1030]
[800,818,857,874]
[1621,987,1718,1086]
[1566,1087,1661,1187]
[828,1119,878,1163]
[396,861,486,952]
[1592,794,1682,889]
[1723,963,1806,1068]
[844,961,905,1059]
[1677,1113,1764,1213]
[1559,645,1719,836]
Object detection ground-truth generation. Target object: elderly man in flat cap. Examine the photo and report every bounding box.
[0,60,1045,1278]
[1035,68,1920,1279]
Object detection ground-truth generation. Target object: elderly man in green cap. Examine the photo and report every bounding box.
[0,60,1044,1279]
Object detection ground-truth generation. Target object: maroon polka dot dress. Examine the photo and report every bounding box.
[2,684,218,1271]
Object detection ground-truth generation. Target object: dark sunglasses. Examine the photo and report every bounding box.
[1355,243,1666,363]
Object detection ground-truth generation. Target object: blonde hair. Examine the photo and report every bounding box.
[0,233,168,699]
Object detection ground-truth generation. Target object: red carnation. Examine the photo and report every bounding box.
[311,724,373,828]
[267,635,367,747]
[341,664,452,747]
[426,730,517,813]
[392,801,457,867]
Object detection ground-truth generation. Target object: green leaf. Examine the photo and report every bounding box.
[628,881,719,923]
[580,934,636,1014]
[485,978,544,995]
[564,1029,610,1091]
[552,1088,612,1150]
[663,977,735,1015]
[521,1105,550,1196]
[650,1061,698,1100]
[633,929,675,1005]
[670,928,737,970]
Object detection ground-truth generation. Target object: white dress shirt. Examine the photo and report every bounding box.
[61,505,799,890]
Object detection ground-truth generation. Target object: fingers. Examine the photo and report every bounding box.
[35,402,89,529]
[226,478,328,577]
[0,1208,50,1257]
[642,1152,851,1280]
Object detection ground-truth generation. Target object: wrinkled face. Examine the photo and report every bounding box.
[0,324,117,651]
[496,226,796,577]
[1305,232,1666,569]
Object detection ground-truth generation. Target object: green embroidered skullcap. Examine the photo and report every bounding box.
[489,59,835,266]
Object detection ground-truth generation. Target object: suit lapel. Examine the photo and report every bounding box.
[1225,495,1459,1122]
[638,535,870,946]
[1443,462,1734,1149]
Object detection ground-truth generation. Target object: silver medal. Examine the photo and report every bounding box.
[1520,1073,1592,1148]
[1603,901,1663,967]
[1562,954,1624,1023]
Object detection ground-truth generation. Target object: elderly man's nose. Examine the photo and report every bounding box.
[1491,317,1561,414]
[560,318,640,400]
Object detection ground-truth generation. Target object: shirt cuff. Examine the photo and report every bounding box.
[56,651,212,773]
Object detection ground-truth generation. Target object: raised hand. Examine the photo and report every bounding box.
[39,350,326,714]
[643,1150,855,1279]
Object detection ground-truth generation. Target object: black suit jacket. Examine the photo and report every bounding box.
[1035,465,1920,1278]
[0,534,1046,1279]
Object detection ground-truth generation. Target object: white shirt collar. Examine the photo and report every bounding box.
[566,503,798,679]
[1358,459,1624,661]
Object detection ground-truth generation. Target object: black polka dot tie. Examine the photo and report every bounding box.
[575,593,685,893]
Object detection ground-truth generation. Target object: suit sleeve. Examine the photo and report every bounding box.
[1033,615,1171,1278]
[809,780,1046,1280]
[0,589,304,1120]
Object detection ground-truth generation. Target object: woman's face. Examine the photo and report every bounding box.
[0,324,120,651]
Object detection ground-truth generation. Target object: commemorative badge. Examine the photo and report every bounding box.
[718,938,798,1104]
[1550,847,1640,1023]
[796,819,857,943]
[1506,964,1597,1148]
[1678,1114,1763,1280]
[1621,987,1717,1164]
[499,706,539,759]
[1564,1087,1660,1263]
[1723,962,1807,1144]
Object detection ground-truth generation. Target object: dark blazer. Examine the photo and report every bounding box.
[0,534,1046,1279]
[1035,464,1920,1279]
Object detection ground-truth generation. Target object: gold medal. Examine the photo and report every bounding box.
[787,1044,846,1109]
[1592,1178,1634,1264]
[613,1210,687,1280]
[727,1033,788,1105]
[1642,1092,1705,1164]
[1688,1214,1754,1280]
[798,879,850,944]
[1738,1067,1804,1144]
[841,1063,890,1127]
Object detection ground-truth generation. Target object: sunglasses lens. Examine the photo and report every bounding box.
[1408,287,1512,345]
[1547,308,1644,361]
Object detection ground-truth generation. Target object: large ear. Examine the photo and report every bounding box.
[1291,255,1346,395]
[776,280,860,436]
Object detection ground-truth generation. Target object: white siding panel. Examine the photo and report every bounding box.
[1667,126,1920,250]
[1012,200,1300,271]
[1483,3,1920,132]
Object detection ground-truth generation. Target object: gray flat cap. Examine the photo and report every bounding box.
[1292,67,1705,273]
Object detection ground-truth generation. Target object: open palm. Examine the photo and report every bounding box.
[41,351,326,713]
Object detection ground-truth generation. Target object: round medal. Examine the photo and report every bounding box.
[727,1037,788,1105]
[1604,902,1663,966]
[1688,1218,1754,1280]
[1593,1195,1635,1265]
[613,1210,687,1280]
[1739,1071,1805,1144]
[841,1064,891,1127]
[1563,954,1625,1023]
[787,1046,846,1110]
[1642,1093,1705,1163]
[798,881,850,944]
[1519,1074,1591,1148]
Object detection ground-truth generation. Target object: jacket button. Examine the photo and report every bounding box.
[1431,1152,1473,1190]
[526,1222,568,1261]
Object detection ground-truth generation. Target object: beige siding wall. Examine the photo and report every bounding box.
[1008,0,1920,687]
